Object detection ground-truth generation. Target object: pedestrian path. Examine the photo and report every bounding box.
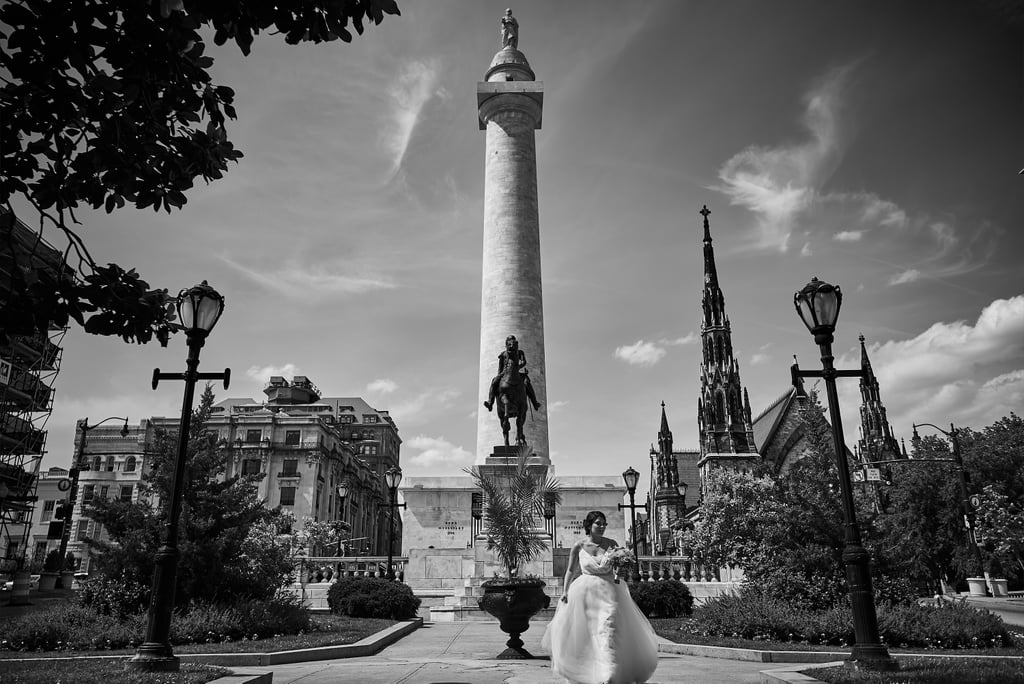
[262,621,822,683]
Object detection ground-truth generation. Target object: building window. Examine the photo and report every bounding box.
[34,541,48,563]
[99,485,108,500]
[42,500,55,522]
[82,485,95,503]
[339,415,354,424]
[285,430,301,446]
[363,415,378,424]
[280,487,296,506]
[76,521,90,541]
[119,485,133,502]
[124,455,137,473]
[242,459,261,476]
[282,459,298,476]
[91,456,102,471]
[246,429,262,443]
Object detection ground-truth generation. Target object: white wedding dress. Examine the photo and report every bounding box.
[541,547,659,684]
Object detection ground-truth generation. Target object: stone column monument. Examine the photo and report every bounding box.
[476,17,549,466]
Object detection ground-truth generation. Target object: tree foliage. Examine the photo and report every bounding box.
[0,0,400,343]
[85,384,295,605]
[684,401,1024,602]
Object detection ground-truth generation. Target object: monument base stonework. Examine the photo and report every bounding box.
[402,454,625,621]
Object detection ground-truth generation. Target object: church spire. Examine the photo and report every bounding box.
[658,400,673,456]
[856,334,900,463]
[697,204,758,484]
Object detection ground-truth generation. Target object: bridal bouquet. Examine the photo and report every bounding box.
[607,547,636,584]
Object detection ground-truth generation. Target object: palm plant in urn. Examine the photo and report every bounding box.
[465,444,561,659]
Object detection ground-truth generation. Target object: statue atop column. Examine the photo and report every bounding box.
[501,8,519,49]
[484,335,541,446]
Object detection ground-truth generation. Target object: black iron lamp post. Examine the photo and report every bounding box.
[336,481,349,556]
[127,281,229,673]
[382,467,406,581]
[912,422,990,595]
[792,277,897,671]
[56,416,129,587]
[618,466,646,556]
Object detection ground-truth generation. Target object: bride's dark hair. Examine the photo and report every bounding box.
[583,510,607,534]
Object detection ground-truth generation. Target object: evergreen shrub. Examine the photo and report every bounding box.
[695,593,1013,649]
[327,576,421,619]
[629,579,694,618]
[0,594,310,652]
[77,573,148,618]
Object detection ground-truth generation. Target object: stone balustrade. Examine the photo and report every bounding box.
[299,556,409,584]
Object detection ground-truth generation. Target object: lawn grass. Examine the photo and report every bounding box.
[0,613,397,659]
[649,618,1024,657]
[0,660,230,684]
[806,656,1024,683]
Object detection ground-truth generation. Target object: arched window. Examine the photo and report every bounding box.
[714,393,725,426]
[105,455,115,472]
[91,456,102,472]
[124,456,137,473]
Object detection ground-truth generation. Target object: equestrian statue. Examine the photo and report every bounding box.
[484,335,541,447]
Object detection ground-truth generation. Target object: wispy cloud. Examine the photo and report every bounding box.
[367,379,398,394]
[713,63,997,283]
[405,435,473,467]
[247,363,299,383]
[715,64,854,250]
[383,59,444,174]
[614,333,698,367]
[390,387,461,425]
[219,256,397,300]
[548,400,569,413]
[889,269,921,285]
[614,340,667,366]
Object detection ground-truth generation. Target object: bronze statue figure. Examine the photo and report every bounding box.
[484,335,541,447]
[501,8,519,49]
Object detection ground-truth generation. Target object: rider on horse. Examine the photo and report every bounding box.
[483,335,542,413]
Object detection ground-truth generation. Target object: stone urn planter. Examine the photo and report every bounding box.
[37,572,58,592]
[989,578,1009,597]
[967,577,989,597]
[478,578,551,659]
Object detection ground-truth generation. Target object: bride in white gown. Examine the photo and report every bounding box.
[541,510,659,684]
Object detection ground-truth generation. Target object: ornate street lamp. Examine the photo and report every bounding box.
[382,467,406,581]
[336,481,349,556]
[792,276,897,671]
[127,281,229,673]
[55,416,129,587]
[618,466,646,559]
[912,422,990,596]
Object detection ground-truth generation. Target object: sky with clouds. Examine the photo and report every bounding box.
[22,1,1024,501]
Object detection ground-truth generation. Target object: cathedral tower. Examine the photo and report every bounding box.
[696,205,758,490]
[475,16,549,465]
[856,335,901,464]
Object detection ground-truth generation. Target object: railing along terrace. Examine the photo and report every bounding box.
[634,555,725,583]
[300,556,408,584]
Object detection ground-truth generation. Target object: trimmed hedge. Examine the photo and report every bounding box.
[327,576,421,620]
[0,594,311,652]
[693,593,1013,649]
[629,579,694,618]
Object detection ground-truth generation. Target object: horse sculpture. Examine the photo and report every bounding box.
[497,361,529,448]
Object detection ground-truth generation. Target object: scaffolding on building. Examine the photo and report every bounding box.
[1,213,68,571]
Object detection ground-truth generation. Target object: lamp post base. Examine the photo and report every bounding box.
[125,647,180,673]
[847,643,899,671]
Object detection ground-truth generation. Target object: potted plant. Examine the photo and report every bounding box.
[465,444,561,659]
[58,552,77,589]
[38,549,62,591]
